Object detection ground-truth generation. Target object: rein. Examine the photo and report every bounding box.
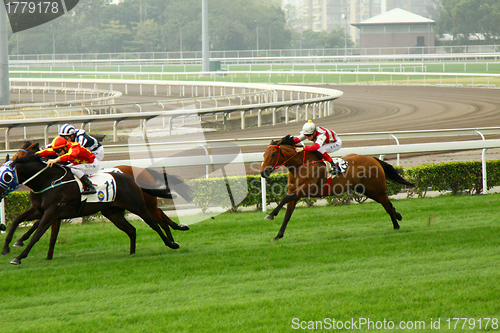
[268,144,323,169]
[29,163,77,194]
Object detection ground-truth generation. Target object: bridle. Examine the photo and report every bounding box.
[267,144,323,170]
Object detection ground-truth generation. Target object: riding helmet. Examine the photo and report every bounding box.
[52,136,69,149]
[59,124,76,136]
[301,120,317,135]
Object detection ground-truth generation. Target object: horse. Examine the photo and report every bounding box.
[260,135,414,241]
[0,147,181,265]
[2,142,193,262]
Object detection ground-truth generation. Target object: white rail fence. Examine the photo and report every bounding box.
[1,79,343,148]
[10,69,500,87]
[8,45,500,66]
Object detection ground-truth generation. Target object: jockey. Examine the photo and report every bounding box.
[36,136,98,195]
[59,123,105,162]
[294,120,343,175]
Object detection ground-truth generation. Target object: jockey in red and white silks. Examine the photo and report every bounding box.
[293,120,343,175]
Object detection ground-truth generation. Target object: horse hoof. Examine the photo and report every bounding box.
[10,258,21,265]
[169,242,180,250]
[264,215,274,220]
[0,224,5,231]
[178,224,189,231]
[396,213,402,221]
[272,235,283,241]
[13,241,24,247]
[394,224,400,230]
[2,248,10,256]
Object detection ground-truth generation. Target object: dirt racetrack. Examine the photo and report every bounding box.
[202,85,500,169]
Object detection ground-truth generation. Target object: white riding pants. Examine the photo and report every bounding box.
[317,138,342,155]
[68,160,99,178]
[92,146,105,162]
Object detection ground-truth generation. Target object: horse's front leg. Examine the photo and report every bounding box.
[274,199,298,241]
[2,207,42,256]
[265,192,297,220]
[11,211,58,265]
[14,219,40,247]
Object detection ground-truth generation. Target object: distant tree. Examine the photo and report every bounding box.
[437,0,500,44]
[125,19,162,52]
[99,20,132,52]
[7,0,293,54]
[291,28,353,49]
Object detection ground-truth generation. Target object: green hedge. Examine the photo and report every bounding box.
[3,191,31,227]
[406,160,500,196]
[188,160,500,210]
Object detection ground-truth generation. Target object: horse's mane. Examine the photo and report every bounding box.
[272,135,296,147]
[272,134,323,160]
[13,148,41,164]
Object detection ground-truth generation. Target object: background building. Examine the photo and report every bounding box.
[284,0,437,45]
[352,8,435,54]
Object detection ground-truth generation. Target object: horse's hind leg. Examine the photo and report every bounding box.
[149,208,174,242]
[161,210,189,231]
[378,194,400,229]
[47,219,61,260]
[364,189,400,229]
[101,208,137,254]
[134,208,179,250]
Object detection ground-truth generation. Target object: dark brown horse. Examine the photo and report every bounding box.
[2,142,192,261]
[0,146,182,264]
[260,135,414,240]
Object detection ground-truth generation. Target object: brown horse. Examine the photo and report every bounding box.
[3,142,192,261]
[259,135,414,240]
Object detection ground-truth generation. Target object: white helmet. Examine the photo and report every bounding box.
[300,120,316,135]
[59,124,76,136]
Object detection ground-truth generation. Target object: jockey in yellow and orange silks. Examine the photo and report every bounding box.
[294,120,343,175]
[36,136,98,195]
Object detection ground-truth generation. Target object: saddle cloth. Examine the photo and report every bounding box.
[76,172,117,202]
[324,157,348,177]
[323,158,348,196]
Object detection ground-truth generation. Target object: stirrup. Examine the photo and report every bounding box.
[329,162,340,176]
[82,186,97,195]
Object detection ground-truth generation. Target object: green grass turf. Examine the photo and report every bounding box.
[1,194,499,332]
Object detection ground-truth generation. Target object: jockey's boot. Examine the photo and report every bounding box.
[80,175,97,195]
[329,161,340,176]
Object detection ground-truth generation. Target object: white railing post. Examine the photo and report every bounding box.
[474,130,488,194]
[261,175,267,212]
[389,134,400,165]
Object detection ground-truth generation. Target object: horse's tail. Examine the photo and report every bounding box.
[144,168,193,202]
[374,157,415,187]
[139,186,176,199]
